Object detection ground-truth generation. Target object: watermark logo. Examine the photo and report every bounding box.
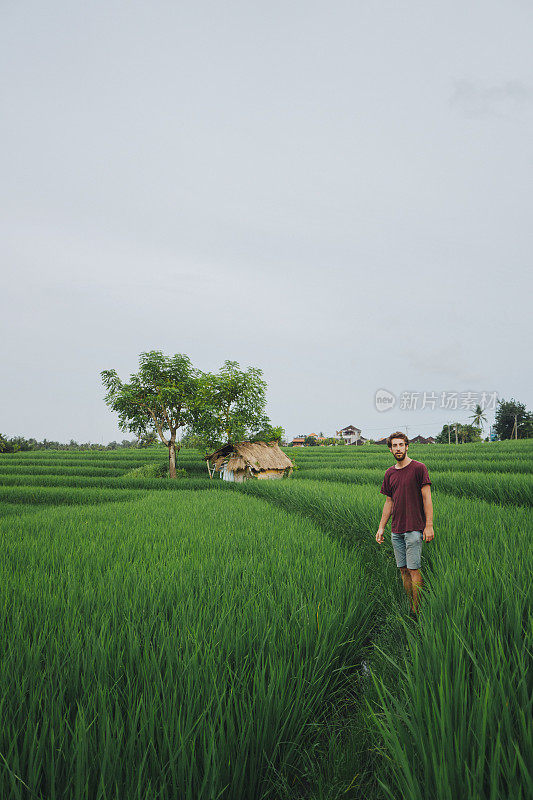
[375,390,498,412]
[375,388,396,412]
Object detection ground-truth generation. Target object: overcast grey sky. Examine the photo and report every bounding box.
[2,1,532,442]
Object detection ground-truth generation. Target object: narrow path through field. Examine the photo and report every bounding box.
[229,480,407,799]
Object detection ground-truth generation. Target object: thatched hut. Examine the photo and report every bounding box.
[205,441,293,483]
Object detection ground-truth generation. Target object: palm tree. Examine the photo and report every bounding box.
[470,404,487,437]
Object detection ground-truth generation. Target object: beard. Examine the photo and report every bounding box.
[394,452,406,461]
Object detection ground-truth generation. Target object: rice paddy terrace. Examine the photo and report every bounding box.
[0,441,531,800]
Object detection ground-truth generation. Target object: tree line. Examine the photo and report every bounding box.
[434,398,533,443]
[3,358,530,463]
[0,436,141,454]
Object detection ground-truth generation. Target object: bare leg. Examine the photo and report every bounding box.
[399,567,412,604]
[408,569,423,613]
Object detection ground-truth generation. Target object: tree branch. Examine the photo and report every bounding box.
[143,403,169,447]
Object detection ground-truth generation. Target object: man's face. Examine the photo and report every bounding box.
[389,439,408,461]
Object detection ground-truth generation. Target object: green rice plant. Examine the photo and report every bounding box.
[124,462,174,478]
[433,470,533,506]
[0,458,207,474]
[285,441,533,461]
[1,447,167,459]
[0,445,530,798]
[0,485,142,507]
[291,456,533,475]
[1,448,203,463]
[287,450,533,463]
[0,456,158,467]
[366,496,533,800]
[0,464,126,477]
[0,491,376,800]
[0,458,151,471]
[122,461,206,478]
[234,478,386,555]
[0,458,207,478]
[294,467,533,507]
[228,478,532,800]
[0,476,215,494]
[0,503,49,520]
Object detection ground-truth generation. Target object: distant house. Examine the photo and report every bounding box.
[309,433,328,444]
[291,433,328,446]
[336,425,363,445]
[374,434,436,445]
[205,441,293,483]
[291,437,305,447]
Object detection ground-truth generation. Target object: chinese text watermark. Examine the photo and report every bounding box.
[374,389,498,412]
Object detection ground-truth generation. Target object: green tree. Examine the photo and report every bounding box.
[435,424,453,444]
[304,436,317,447]
[190,360,270,451]
[493,398,533,440]
[435,422,481,444]
[249,425,285,443]
[469,404,487,435]
[460,424,481,443]
[101,351,200,477]
[137,431,158,448]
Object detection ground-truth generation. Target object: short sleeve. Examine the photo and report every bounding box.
[380,472,392,497]
[418,463,431,488]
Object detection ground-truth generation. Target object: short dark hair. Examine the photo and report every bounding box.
[387,431,409,448]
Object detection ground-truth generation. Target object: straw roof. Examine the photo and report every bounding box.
[206,441,293,473]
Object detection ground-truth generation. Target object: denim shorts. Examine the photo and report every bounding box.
[391,530,423,570]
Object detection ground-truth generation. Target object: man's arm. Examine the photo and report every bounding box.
[421,484,434,541]
[376,497,393,543]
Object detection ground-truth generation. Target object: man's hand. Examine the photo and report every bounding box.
[376,527,385,544]
[423,524,435,542]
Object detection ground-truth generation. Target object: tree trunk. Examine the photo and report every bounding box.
[169,442,177,478]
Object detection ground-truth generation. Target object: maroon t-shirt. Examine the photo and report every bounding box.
[380,459,431,534]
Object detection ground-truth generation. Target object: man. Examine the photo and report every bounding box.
[375,431,434,614]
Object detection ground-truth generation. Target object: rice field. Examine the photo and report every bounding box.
[0,441,531,799]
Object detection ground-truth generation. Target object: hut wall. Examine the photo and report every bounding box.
[220,467,248,483]
[221,467,287,482]
[256,469,287,480]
